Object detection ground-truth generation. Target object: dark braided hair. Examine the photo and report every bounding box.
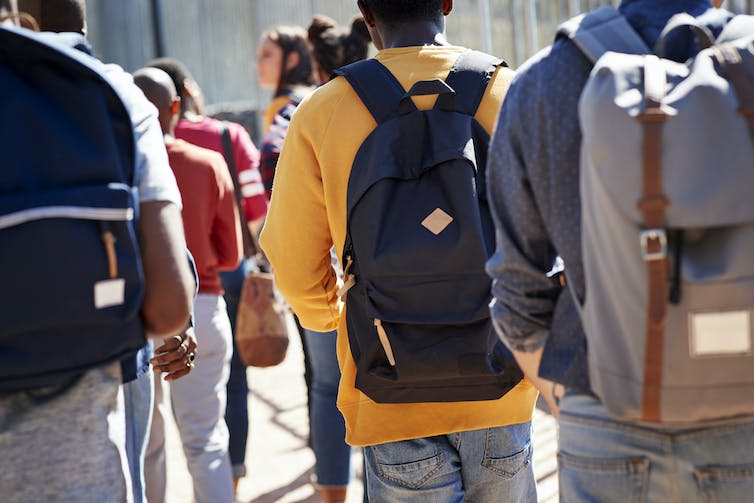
[263,24,316,98]
[307,15,371,78]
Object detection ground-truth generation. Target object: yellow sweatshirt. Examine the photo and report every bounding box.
[260,45,538,447]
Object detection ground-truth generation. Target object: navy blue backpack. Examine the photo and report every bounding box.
[334,51,523,403]
[0,25,146,391]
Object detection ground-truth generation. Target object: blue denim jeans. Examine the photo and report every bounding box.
[363,422,535,502]
[304,329,353,486]
[123,366,154,503]
[558,392,754,503]
[220,259,254,479]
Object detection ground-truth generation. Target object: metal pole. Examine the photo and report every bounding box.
[479,0,494,54]
[528,0,539,56]
[569,0,582,16]
[150,0,166,58]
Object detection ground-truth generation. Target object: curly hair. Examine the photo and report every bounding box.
[360,0,444,25]
[307,15,371,78]
[263,24,317,97]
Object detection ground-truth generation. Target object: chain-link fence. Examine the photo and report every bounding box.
[84,0,753,110]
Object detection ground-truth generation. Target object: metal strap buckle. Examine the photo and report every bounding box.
[640,228,667,261]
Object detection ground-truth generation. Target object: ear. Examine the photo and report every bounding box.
[442,0,453,16]
[171,97,181,116]
[285,50,300,72]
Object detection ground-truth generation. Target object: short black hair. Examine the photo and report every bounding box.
[17,0,86,34]
[147,57,194,98]
[361,0,444,25]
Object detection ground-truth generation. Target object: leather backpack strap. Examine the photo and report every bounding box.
[216,121,260,259]
[635,55,670,422]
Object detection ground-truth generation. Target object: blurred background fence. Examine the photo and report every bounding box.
[83,0,754,121]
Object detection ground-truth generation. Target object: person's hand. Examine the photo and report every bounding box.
[150,327,198,381]
[540,380,565,418]
[512,347,563,417]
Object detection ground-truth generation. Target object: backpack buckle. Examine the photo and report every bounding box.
[640,229,667,261]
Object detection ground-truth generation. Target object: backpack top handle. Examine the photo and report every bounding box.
[654,13,716,58]
[399,79,455,115]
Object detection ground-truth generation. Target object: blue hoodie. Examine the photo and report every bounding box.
[486,1,733,392]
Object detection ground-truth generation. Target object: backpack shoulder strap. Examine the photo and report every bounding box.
[334,59,406,124]
[437,50,506,117]
[556,5,650,63]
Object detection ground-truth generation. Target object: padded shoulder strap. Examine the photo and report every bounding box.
[334,59,406,124]
[716,14,754,44]
[438,50,506,116]
[556,5,650,63]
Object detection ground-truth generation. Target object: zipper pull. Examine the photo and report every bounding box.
[101,230,118,279]
[337,254,355,298]
[374,319,396,367]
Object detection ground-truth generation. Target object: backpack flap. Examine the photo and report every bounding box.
[578,17,754,423]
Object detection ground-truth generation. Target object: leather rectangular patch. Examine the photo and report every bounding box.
[422,208,453,235]
[690,310,752,357]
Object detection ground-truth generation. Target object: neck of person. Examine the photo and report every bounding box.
[380,21,450,49]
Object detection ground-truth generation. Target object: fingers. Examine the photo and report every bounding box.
[151,328,198,381]
[150,341,189,367]
[162,361,194,381]
[153,334,183,355]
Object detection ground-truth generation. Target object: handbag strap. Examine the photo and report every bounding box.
[216,120,261,259]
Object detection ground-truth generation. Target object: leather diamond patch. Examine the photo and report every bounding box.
[421,208,453,235]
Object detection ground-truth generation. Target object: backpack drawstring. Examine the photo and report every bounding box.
[374,319,396,366]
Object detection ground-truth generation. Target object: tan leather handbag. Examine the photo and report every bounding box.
[218,122,289,367]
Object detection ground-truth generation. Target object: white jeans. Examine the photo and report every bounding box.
[169,294,234,503]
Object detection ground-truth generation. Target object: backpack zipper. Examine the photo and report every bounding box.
[101,229,118,279]
[374,319,396,366]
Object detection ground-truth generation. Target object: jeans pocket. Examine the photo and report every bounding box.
[695,463,754,503]
[481,423,533,478]
[368,439,446,490]
[558,451,649,503]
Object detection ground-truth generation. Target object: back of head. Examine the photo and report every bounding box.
[360,0,444,26]
[308,15,371,77]
[133,66,178,135]
[264,24,316,96]
[147,57,194,99]
[133,67,176,109]
[17,0,86,34]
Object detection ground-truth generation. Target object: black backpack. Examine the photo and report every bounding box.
[334,50,523,403]
[0,26,145,391]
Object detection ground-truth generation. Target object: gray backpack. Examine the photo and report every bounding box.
[559,6,754,424]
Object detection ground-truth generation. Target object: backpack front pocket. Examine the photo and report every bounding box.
[345,274,522,403]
